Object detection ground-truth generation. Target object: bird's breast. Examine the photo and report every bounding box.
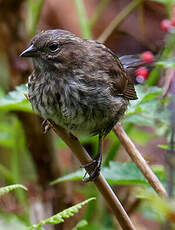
[28,70,128,136]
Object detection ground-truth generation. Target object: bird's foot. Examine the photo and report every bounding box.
[41,119,51,134]
[82,154,102,182]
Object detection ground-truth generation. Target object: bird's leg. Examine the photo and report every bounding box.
[41,119,51,134]
[83,135,103,182]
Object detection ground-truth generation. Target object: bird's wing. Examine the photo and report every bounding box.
[108,51,138,100]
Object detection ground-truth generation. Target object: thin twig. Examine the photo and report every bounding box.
[97,0,143,43]
[113,123,168,198]
[162,69,175,98]
[166,69,175,198]
[162,68,175,230]
[50,122,136,230]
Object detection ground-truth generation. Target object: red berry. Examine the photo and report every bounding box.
[141,51,154,63]
[160,19,171,31]
[171,17,175,26]
[136,66,149,79]
[136,76,145,84]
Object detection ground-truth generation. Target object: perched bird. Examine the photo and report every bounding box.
[20,29,138,181]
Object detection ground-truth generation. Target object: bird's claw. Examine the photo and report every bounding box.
[82,156,101,182]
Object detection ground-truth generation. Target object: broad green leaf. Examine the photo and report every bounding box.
[102,162,147,185]
[124,85,170,129]
[0,84,33,112]
[51,161,149,185]
[126,85,163,115]
[51,169,85,185]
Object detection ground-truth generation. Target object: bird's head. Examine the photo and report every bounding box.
[20,29,85,70]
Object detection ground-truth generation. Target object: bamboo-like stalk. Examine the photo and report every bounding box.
[50,122,136,230]
[113,123,168,198]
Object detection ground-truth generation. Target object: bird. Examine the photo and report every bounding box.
[20,29,138,181]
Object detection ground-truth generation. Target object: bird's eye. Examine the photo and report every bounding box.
[48,43,59,51]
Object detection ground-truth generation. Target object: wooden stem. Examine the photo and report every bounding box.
[50,122,136,230]
[113,123,168,198]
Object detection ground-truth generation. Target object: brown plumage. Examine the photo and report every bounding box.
[20,29,137,181]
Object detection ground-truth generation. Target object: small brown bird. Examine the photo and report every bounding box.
[20,29,138,181]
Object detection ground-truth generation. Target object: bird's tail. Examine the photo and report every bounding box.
[119,54,153,80]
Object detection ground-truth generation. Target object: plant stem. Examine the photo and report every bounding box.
[166,70,175,198]
[50,122,136,230]
[97,0,143,43]
[113,123,168,198]
[74,0,92,39]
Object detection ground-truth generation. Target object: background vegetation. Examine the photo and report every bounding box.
[0,0,175,229]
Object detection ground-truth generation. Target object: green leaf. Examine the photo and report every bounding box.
[0,84,33,112]
[126,85,162,115]
[124,85,170,129]
[51,161,149,185]
[124,114,154,126]
[102,162,147,185]
[51,169,85,185]
[0,184,27,196]
[28,198,95,230]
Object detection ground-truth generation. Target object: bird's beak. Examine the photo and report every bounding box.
[20,44,38,57]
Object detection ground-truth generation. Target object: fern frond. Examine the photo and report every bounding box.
[28,197,95,230]
[72,219,88,230]
[0,184,27,196]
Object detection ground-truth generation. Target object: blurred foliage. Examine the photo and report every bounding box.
[0,214,27,230]
[72,220,88,230]
[51,161,151,185]
[1,0,175,229]
[28,198,95,230]
[0,184,27,196]
[0,84,32,113]
[137,187,175,228]
[26,0,44,37]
